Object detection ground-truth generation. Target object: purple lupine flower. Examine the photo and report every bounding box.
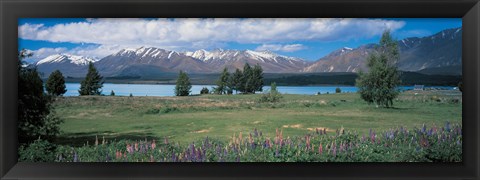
[171,153,177,162]
[427,129,433,136]
[105,154,111,162]
[275,148,279,157]
[456,139,461,146]
[421,124,426,133]
[332,146,337,157]
[140,144,146,154]
[73,151,78,162]
[445,122,451,132]
[254,128,258,137]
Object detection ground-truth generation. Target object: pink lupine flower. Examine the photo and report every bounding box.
[318,143,323,154]
[151,139,156,150]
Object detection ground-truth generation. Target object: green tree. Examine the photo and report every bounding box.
[18,49,63,144]
[45,70,67,96]
[174,70,192,96]
[231,68,243,94]
[214,67,230,95]
[252,64,264,92]
[356,30,401,108]
[110,90,115,96]
[79,62,104,96]
[243,63,254,94]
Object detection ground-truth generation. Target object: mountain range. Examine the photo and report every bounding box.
[34,27,462,78]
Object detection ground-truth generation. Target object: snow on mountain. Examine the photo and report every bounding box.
[36,54,98,66]
[184,49,304,63]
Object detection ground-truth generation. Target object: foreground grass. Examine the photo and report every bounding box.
[53,90,462,146]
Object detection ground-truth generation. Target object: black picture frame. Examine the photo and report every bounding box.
[1,0,479,179]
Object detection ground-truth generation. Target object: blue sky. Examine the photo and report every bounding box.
[18,18,461,62]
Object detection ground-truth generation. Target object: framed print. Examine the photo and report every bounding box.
[1,0,479,179]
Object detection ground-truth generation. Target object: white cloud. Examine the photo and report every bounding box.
[256,44,307,52]
[19,18,406,59]
[19,18,405,45]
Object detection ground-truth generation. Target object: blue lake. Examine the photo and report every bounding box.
[63,83,456,97]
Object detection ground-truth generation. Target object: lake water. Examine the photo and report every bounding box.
[63,83,456,97]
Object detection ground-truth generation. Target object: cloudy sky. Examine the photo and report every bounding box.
[18,18,461,62]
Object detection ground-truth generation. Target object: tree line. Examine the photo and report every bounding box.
[175,63,264,96]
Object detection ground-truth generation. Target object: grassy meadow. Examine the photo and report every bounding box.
[53,90,462,147]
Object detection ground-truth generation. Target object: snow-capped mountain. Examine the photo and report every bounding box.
[34,27,462,78]
[303,27,462,75]
[91,47,309,77]
[182,48,308,73]
[95,47,210,77]
[35,54,99,77]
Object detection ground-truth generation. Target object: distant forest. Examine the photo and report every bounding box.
[263,72,462,86]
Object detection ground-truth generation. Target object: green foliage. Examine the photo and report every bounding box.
[356,30,401,108]
[259,82,283,103]
[79,62,104,96]
[129,93,133,97]
[43,123,461,162]
[230,68,243,94]
[200,87,210,94]
[215,68,230,95]
[458,82,463,92]
[19,138,57,162]
[18,49,63,144]
[252,64,264,92]
[45,70,67,96]
[335,87,341,93]
[110,90,115,96]
[175,71,192,96]
[229,63,264,94]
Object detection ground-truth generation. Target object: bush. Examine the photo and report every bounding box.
[200,87,210,94]
[335,87,341,93]
[19,138,57,162]
[259,82,282,103]
[110,90,115,96]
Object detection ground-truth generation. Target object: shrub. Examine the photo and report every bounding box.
[259,82,282,103]
[335,87,341,93]
[19,138,57,162]
[200,87,210,94]
[110,90,115,96]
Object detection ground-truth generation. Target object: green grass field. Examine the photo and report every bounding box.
[53,90,462,146]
